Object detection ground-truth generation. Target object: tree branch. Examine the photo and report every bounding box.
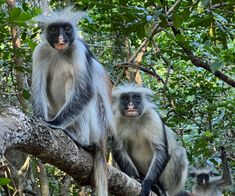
[0,107,157,196]
[178,43,235,88]
[116,63,165,84]
[168,17,235,88]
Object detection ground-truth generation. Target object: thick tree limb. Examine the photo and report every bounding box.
[178,41,235,88]
[168,16,235,88]
[0,107,157,196]
[189,55,235,88]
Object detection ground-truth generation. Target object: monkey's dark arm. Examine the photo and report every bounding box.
[46,39,96,128]
[47,74,94,127]
[110,136,140,178]
[140,144,169,196]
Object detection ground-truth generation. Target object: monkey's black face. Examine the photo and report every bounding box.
[119,92,143,117]
[46,22,75,50]
[197,173,209,187]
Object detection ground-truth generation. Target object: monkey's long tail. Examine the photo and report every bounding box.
[94,147,108,196]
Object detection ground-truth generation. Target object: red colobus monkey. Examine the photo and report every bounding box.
[31,7,114,196]
[110,84,188,196]
[190,149,232,196]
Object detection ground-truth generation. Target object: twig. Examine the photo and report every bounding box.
[151,41,172,91]
[116,63,165,84]
[17,156,30,196]
[166,0,182,15]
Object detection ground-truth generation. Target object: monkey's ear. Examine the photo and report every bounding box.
[146,93,153,100]
[189,172,196,178]
[111,96,118,104]
[142,87,154,102]
[209,171,218,176]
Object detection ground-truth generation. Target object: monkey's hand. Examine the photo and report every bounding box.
[135,176,144,183]
[46,118,63,128]
[140,179,151,196]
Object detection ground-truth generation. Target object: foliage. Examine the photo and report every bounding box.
[0,0,234,195]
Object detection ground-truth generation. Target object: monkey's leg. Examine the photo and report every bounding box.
[160,146,188,196]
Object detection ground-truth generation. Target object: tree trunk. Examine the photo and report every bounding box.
[7,0,29,112]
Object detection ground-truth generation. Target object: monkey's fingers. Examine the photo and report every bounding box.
[46,118,62,128]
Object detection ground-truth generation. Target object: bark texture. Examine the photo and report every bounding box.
[0,107,156,196]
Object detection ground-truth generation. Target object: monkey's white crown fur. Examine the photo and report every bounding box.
[192,167,214,175]
[34,6,85,27]
[112,83,153,97]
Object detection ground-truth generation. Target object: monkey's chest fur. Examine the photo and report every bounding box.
[46,57,73,118]
[118,119,154,175]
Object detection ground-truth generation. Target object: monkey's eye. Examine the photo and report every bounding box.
[64,25,71,33]
[121,95,129,102]
[133,95,140,100]
[49,27,57,34]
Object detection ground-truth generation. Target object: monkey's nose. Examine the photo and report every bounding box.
[128,102,134,109]
[57,38,64,44]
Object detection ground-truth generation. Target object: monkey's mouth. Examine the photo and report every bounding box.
[55,43,69,50]
[124,109,139,117]
[199,181,208,187]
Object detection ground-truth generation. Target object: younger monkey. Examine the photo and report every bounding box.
[110,84,188,196]
[191,148,232,196]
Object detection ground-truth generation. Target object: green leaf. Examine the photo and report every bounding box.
[172,13,183,29]
[18,12,32,21]
[200,0,210,8]
[189,15,213,28]
[0,178,11,186]
[175,34,185,43]
[10,7,21,19]
[212,12,228,23]
[210,61,223,73]
[159,14,167,28]
[22,89,31,100]
[204,131,213,138]
[212,110,225,126]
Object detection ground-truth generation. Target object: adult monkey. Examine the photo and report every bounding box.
[191,148,232,196]
[31,7,114,196]
[111,84,188,196]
